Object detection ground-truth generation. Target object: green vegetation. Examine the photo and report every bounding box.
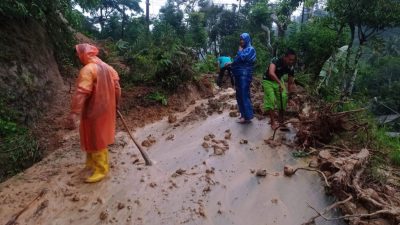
[146,91,168,106]
[0,99,41,182]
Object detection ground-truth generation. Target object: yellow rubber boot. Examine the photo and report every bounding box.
[85,149,109,183]
[85,153,95,170]
[105,150,110,173]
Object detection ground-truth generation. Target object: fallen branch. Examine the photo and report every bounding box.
[307,205,396,222]
[302,195,353,225]
[332,108,366,117]
[5,188,48,225]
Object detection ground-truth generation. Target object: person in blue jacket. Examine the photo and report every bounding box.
[229,33,256,124]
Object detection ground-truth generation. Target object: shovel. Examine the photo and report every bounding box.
[117,110,153,166]
[279,88,290,132]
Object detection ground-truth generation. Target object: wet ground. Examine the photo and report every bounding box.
[0,89,344,225]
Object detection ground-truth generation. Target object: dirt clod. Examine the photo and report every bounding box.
[213,145,225,155]
[71,195,80,202]
[117,202,126,210]
[176,169,186,175]
[205,168,215,174]
[203,186,211,193]
[202,142,209,149]
[141,135,157,147]
[149,182,157,188]
[100,210,109,220]
[283,165,295,176]
[239,139,248,144]
[168,115,178,123]
[166,134,175,141]
[256,169,267,177]
[97,197,104,204]
[229,111,239,117]
[141,140,151,147]
[198,206,206,217]
[172,168,186,177]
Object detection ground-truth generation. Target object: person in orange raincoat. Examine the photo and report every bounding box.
[68,43,121,183]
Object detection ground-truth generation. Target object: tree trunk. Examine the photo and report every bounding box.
[146,0,150,32]
[121,6,126,39]
[100,8,105,32]
[347,45,363,96]
[340,23,355,97]
[301,1,305,28]
[261,24,273,55]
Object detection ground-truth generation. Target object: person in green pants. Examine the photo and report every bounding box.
[263,49,297,129]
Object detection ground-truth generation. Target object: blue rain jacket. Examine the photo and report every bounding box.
[231,33,256,75]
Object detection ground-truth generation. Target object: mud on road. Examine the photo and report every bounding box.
[0,88,343,225]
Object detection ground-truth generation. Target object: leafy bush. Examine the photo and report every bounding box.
[154,44,198,91]
[195,54,216,74]
[282,19,349,77]
[146,91,168,106]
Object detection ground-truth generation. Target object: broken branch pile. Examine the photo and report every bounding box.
[289,97,400,224]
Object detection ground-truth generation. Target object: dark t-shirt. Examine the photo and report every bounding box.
[263,57,294,81]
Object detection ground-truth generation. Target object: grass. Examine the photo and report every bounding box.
[373,127,400,166]
[0,131,42,182]
[145,91,168,106]
[0,98,42,182]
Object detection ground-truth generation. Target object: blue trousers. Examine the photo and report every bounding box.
[234,71,254,120]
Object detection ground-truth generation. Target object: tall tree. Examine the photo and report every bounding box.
[159,0,185,36]
[199,1,223,54]
[186,12,207,55]
[327,0,400,97]
[78,0,142,38]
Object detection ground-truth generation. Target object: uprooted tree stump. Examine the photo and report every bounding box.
[300,149,400,225]
[295,100,366,149]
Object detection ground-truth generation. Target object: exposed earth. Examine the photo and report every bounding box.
[0,86,344,225]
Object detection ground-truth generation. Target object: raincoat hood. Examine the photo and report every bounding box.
[240,33,252,48]
[232,32,256,74]
[75,43,100,65]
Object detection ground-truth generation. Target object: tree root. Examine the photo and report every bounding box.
[313,149,400,224]
[302,195,353,225]
[283,166,330,187]
[287,96,400,224]
[306,203,398,224]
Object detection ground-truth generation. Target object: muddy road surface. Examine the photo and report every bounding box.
[0,89,343,225]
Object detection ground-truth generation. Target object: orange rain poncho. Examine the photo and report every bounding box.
[71,44,121,152]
